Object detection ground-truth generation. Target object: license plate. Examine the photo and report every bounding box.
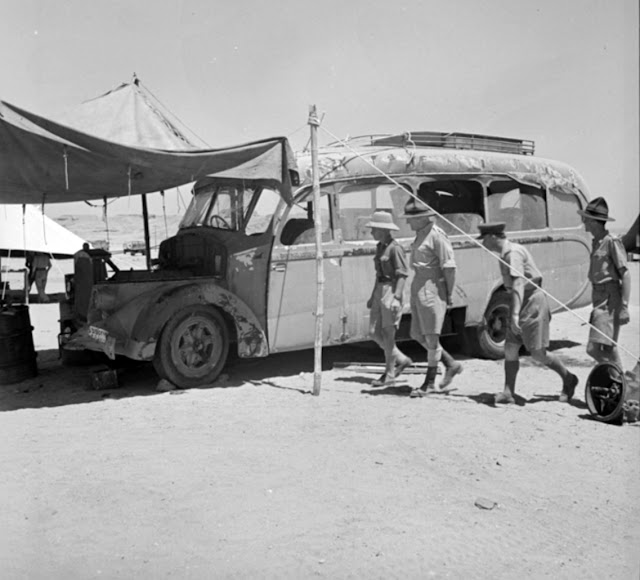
[88,326,108,344]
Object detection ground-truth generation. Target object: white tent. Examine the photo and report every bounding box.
[0,204,87,258]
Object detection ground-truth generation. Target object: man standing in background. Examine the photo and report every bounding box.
[579,197,631,370]
[27,251,51,303]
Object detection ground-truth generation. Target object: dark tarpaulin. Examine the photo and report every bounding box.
[0,100,297,205]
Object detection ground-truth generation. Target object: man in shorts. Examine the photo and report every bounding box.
[366,211,413,386]
[479,222,579,404]
[579,197,631,369]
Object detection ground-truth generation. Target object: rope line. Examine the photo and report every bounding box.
[138,80,211,148]
[318,123,637,360]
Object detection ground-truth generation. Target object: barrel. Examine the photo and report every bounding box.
[0,305,38,385]
[585,362,627,423]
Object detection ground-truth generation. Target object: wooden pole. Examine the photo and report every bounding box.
[308,105,324,396]
[141,193,152,271]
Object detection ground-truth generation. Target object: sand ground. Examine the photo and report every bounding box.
[1,263,639,579]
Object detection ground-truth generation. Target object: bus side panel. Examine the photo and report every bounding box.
[451,240,502,326]
[340,244,377,343]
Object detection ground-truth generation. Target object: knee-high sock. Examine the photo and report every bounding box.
[505,360,519,393]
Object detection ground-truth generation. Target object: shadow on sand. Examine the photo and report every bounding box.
[0,342,415,411]
[464,392,527,407]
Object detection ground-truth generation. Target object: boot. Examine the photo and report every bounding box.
[371,373,394,387]
[559,373,579,403]
[495,386,515,405]
[410,366,437,398]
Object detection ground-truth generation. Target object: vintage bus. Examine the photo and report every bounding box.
[65,131,592,387]
[272,132,592,360]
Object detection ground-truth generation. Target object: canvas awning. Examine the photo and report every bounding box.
[0,204,88,258]
[0,100,297,205]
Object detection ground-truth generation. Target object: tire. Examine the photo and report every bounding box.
[153,305,229,389]
[464,290,510,359]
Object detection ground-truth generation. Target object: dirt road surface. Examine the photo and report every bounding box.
[1,264,639,579]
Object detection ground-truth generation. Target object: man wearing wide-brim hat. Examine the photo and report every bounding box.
[478,222,578,404]
[578,196,631,369]
[365,211,413,386]
[402,199,463,397]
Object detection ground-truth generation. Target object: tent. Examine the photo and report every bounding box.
[55,78,200,151]
[0,99,297,205]
[0,204,87,258]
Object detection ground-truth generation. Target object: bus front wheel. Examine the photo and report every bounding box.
[153,305,229,389]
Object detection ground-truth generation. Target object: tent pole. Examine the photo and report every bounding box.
[141,194,152,270]
[308,105,324,396]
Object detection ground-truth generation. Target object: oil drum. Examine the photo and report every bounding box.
[0,305,38,385]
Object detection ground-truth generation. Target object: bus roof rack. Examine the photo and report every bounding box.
[371,131,535,156]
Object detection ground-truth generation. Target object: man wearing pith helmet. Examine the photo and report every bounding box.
[478,222,578,404]
[365,211,413,386]
[579,196,631,370]
[402,198,463,397]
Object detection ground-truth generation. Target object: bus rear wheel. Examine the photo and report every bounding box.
[153,305,229,389]
[465,290,510,359]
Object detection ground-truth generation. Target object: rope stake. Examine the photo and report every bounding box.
[63,146,69,190]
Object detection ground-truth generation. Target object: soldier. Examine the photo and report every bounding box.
[27,251,51,303]
[366,211,413,386]
[578,197,631,369]
[478,222,579,404]
[402,199,463,397]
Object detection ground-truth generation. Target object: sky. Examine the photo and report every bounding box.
[1,0,638,227]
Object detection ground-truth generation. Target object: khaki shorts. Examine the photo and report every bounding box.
[370,282,402,340]
[506,289,551,351]
[588,282,622,346]
[409,276,447,339]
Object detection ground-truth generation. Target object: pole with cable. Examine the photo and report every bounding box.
[309,105,324,396]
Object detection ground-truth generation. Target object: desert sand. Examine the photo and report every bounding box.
[1,239,639,578]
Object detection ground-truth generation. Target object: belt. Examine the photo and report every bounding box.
[377,276,392,283]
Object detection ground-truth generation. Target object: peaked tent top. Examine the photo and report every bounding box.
[0,204,88,258]
[56,79,199,151]
[0,100,297,205]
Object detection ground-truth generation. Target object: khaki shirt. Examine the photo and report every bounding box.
[374,238,408,282]
[588,233,628,285]
[410,224,456,274]
[499,241,542,293]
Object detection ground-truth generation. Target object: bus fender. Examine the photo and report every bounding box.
[131,282,268,359]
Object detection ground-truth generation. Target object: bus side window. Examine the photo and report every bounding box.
[548,189,582,228]
[336,183,413,240]
[279,196,332,246]
[487,180,547,232]
[417,179,485,235]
